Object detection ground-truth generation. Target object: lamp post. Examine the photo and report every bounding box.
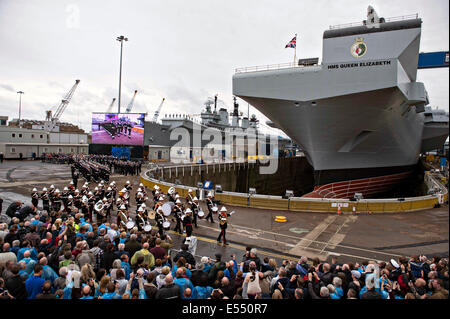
[17,91,24,123]
[116,35,128,114]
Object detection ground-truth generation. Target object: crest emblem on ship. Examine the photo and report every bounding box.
[350,38,367,58]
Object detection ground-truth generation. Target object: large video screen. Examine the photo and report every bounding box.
[92,113,145,145]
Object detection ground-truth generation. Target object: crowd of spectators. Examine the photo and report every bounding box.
[0,211,448,300]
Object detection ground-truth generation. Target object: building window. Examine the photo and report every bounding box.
[18,134,22,138]
[71,148,74,153]
[31,134,34,138]
[40,135,43,138]
[12,133,15,138]
[44,148,48,152]
[11,147,16,153]
[58,148,62,153]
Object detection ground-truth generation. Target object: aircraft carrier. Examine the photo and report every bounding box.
[233,7,448,199]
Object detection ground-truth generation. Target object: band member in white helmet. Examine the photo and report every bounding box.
[31,188,39,208]
[205,192,215,223]
[183,208,194,237]
[40,187,50,212]
[155,206,165,237]
[173,199,183,234]
[217,206,231,246]
[191,197,199,228]
[186,189,194,206]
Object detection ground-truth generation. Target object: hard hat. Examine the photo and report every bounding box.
[120,205,126,210]
[175,194,180,199]
[138,207,144,212]
[55,189,60,193]
[69,181,74,185]
[207,192,213,197]
[64,187,69,191]
[32,188,37,192]
[139,183,144,187]
[137,192,143,197]
[88,191,93,195]
[137,188,142,192]
[126,180,130,184]
[107,187,112,191]
[42,187,47,191]
[101,180,105,184]
[103,197,107,201]
[220,206,227,212]
[158,196,164,201]
[68,195,73,199]
[154,185,159,190]
[116,198,122,203]
[112,181,116,185]
[140,203,146,208]
[50,185,55,188]
[185,208,192,213]
[157,207,163,212]
[75,189,79,193]
[193,197,198,201]
[110,182,114,186]
[188,188,193,193]
[176,199,181,204]
[121,188,127,193]
[94,187,99,191]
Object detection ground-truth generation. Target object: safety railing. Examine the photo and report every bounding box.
[235,62,321,74]
[329,13,419,30]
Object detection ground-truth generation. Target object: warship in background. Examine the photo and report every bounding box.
[233,6,448,199]
[421,106,449,153]
[144,95,292,162]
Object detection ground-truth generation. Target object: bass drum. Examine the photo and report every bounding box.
[162,221,171,230]
[161,203,172,217]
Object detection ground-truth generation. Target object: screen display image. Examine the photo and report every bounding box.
[92,113,145,145]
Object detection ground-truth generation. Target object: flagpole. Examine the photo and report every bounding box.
[294,33,297,65]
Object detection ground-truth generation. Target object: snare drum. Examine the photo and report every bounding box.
[143,224,152,232]
[198,210,205,219]
[162,221,171,230]
[126,221,135,230]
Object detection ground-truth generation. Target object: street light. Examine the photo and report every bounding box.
[17,91,24,123]
[116,35,128,114]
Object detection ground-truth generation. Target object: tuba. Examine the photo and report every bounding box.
[94,200,105,216]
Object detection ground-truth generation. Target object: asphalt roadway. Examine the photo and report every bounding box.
[0,160,448,267]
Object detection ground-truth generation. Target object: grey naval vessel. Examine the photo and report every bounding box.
[421,106,449,153]
[233,7,443,199]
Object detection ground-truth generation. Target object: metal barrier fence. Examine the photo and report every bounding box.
[140,164,448,214]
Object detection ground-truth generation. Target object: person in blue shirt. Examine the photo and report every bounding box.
[124,272,147,299]
[25,264,45,299]
[40,257,59,284]
[17,242,38,261]
[173,267,194,299]
[120,255,132,280]
[79,285,94,299]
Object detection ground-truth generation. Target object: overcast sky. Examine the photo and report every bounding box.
[0,0,448,135]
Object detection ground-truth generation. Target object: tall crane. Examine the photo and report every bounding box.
[44,79,80,133]
[106,98,116,113]
[152,98,165,122]
[125,90,138,113]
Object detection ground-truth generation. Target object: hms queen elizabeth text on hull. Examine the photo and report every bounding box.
[233,7,431,199]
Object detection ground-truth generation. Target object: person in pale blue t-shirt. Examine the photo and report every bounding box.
[79,285,94,299]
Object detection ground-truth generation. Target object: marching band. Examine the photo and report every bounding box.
[29,177,234,246]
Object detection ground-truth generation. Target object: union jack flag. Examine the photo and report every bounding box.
[285,36,296,48]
